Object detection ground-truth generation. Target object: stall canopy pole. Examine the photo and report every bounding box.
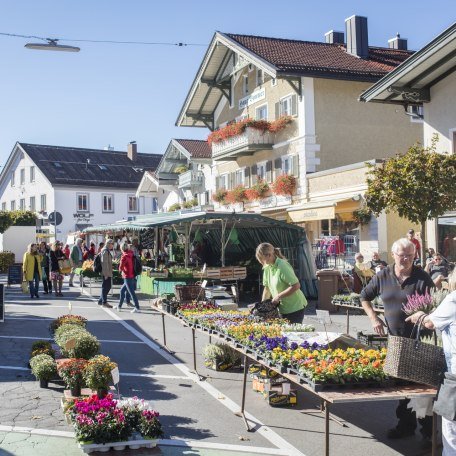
[221,219,227,267]
[184,223,190,269]
[154,226,159,269]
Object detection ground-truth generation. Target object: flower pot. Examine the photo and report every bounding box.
[97,388,108,398]
[39,379,48,388]
[70,384,81,397]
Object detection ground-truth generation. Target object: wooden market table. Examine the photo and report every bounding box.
[151,305,438,456]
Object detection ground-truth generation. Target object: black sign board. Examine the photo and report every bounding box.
[8,263,23,285]
[140,229,155,249]
[48,211,63,226]
[0,284,4,322]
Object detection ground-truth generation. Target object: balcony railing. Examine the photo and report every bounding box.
[178,170,204,189]
[211,127,274,160]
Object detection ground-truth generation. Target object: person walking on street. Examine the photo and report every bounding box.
[39,241,52,294]
[256,242,307,323]
[69,238,84,287]
[98,239,114,308]
[360,238,435,444]
[23,243,42,299]
[63,244,70,259]
[115,243,140,313]
[49,241,65,297]
[407,229,421,262]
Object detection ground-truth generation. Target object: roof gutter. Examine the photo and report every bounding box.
[359,22,456,103]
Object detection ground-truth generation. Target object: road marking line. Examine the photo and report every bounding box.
[0,365,29,371]
[0,335,144,344]
[5,304,98,309]
[0,425,74,438]
[121,372,188,380]
[82,290,306,456]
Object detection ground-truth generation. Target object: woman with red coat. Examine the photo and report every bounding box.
[115,243,140,313]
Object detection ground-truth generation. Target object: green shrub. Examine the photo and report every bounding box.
[54,324,89,347]
[168,203,182,212]
[182,199,198,209]
[0,251,15,273]
[30,354,57,380]
[10,210,36,226]
[61,333,100,360]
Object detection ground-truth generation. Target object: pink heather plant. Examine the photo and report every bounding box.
[402,291,434,316]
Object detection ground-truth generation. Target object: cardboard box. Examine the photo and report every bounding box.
[264,389,297,407]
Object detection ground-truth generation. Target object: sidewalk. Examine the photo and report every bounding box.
[0,278,432,456]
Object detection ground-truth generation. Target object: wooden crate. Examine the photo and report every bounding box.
[233,267,247,279]
[220,267,234,279]
[206,268,221,279]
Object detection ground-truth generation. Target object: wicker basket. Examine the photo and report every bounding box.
[383,329,445,387]
[174,285,202,302]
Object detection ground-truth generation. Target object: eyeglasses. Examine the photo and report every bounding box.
[393,252,414,259]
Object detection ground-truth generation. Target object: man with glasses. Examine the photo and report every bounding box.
[360,238,434,443]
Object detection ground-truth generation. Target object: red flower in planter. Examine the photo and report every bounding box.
[245,179,270,201]
[225,185,248,205]
[212,189,228,204]
[271,174,297,196]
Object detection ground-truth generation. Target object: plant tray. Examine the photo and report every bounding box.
[287,367,299,376]
[298,375,386,392]
[78,438,157,454]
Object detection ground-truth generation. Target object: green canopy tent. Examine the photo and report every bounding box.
[84,211,317,297]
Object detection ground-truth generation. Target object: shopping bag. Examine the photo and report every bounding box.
[21,281,29,294]
[58,259,72,274]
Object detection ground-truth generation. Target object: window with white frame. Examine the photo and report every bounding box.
[256,69,264,86]
[280,95,293,116]
[128,195,139,213]
[243,75,249,96]
[10,171,15,187]
[77,193,89,212]
[29,196,35,212]
[282,155,292,175]
[40,194,46,211]
[19,198,25,210]
[30,166,35,182]
[219,174,228,190]
[102,194,114,213]
[256,104,268,121]
[271,78,277,87]
[10,201,15,211]
[20,168,25,185]
[234,169,245,187]
[1,202,6,211]
[257,162,267,180]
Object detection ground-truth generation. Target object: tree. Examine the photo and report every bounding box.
[365,136,456,261]
[0,210,37,234]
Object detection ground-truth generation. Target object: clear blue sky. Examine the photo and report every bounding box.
[0,1,454,163]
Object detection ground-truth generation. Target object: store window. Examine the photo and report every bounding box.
[438,216,456,262]
[77,193,89,212]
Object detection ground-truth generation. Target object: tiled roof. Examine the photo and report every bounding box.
[19,143,162,189]
[226,33,414,81]
[174,139,212,158]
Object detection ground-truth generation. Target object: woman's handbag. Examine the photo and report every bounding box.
[250,299,279,321]
[383,316,446,387]
[433,372,456,420]
[21,280,29,294]
[58,258,72,275]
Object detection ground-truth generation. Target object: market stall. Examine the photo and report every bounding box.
[84,211,318,299]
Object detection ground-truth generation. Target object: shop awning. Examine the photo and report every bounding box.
[288,199,361,222]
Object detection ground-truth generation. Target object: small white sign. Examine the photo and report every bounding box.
[68,302,72,313]
[239,88,265,109]
[282,382,291,395]
[111,367,120,385]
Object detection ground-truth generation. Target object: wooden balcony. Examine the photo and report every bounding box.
[178,170,204,189]
[211,127,274,161]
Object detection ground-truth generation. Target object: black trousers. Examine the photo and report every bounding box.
[42,268,52,293]
[396,399,433,438]
[281,308,305,324]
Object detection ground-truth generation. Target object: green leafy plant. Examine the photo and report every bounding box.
[65,333,100,360]
[0,251,15,272]
[212,188,228,204]
[202,343,242,365]
[10,210,37,226]
[182,198,198,209]
[174,164,188,174]
[30,354,57,381]
[352,207,372,226]
[365,135,456,260]
[168,203,182,212]
[83,355,117,391]
[138,410,164,439]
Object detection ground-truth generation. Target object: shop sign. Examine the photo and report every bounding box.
[73,213,94,223]
[239,88,265,109]
[259,195,292,209]
[288,205,335,222]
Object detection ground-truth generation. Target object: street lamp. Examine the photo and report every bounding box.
[25,38,80,52]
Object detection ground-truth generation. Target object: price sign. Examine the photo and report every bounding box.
[65,338,76,350]
[111,367,120,385]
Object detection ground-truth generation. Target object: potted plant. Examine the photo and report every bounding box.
[225,185,248,205]
[30,340,55,360]
[83,355,117,397]
[245,179,270,201]
[138,410,164,440]
[69,334,100,360]
[174,164,188,174]
[168,202,182,212]
[49,314,87,335]
[54,323,88,347]
[202,343,242,371]
[30,353,57,388]
[57,358,88,397]
[271,174,297,196]
[212,188,228,204]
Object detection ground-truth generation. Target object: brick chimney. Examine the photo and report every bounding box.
[388,33,408,50]
[345,15,369,58]
[127,141,137,161]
